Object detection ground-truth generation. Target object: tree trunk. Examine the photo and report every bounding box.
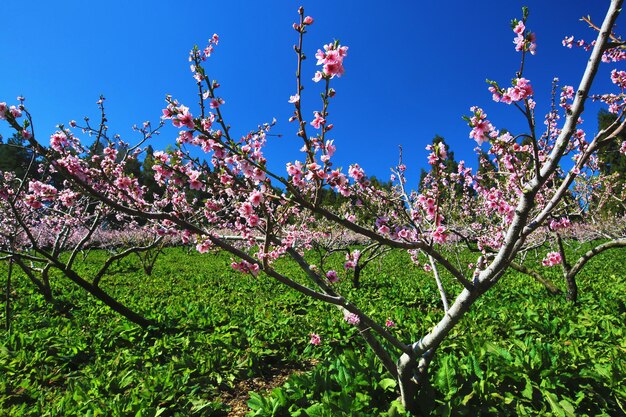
[5,258,13,331]
[397,353,421,414]
[60,266,155,328]
[510,261,562,296]
[352,264,362,289]
[565,273,578,303]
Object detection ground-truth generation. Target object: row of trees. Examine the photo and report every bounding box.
[2,3,626,414]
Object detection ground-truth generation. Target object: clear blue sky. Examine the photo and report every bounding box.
[1,1,621,187]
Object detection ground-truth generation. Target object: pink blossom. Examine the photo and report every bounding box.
[562,35,574,48]
[344,311,360,325]
[310,111,325,129]
[188,170,204,190]
[9,106,22,118]
[344,250,361,270]
[28,180,57,201]
[385,319,396,328]
[611,69,626,89]
[231,260,260,277]
[50,131,69,152]
[303,16,314,25]
[238,202,254,217]
[58,189,78,207]
[201,114,215,131]
[196,239,212,253]
[286,161,303,177]
[24,194,43,209]
[309,333,321,345]
[431,226,448,244]
[549,217,571,231]
[468,107,494,145]
[489,86,502,102]
[288,94,300,104]
[348,164,365,182]
[249,190,264,206]
[251,167,266,182]
[173,106,194,129]
[115,176,133,190]
[247,214,259,227]
[315,42,348,79]
[326,270,339,283]
[542,251,562,267]
[210,98,225,109]
[312,71,323,83]
[513,20,536,55]
[378,225,390,235]
[504,78,534,103]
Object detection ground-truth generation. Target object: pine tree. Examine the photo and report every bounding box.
[0,132,37,179]
[596,109,626,215]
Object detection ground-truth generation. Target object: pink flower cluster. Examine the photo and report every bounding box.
[163,103,195,129]
[344,249,361,270]
[23,180,58,209]
[549,217,571,231]
[230,259,260,277]
[490,78,534,104]
[561,35,590,50]
[610,69,626,90]
[196,237,213,253]
[468,107,495,145]
[293,15,314,32]
[542,251,562,267]
[50,131,70,152]
[513,21,536,55]
[310,111,325,129]
[560,85,575,110]
[309,333,321,345]
[313,42,348,82]
[326,270,339,283]
[343,311,360,325]
[483,187,515,223]
[430,226,448,244]
[417,194,438,220]
[0,102,23,120]
[203,34,219,59]
[348,164,365,182]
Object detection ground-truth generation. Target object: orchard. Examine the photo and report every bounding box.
[1,2,625,416]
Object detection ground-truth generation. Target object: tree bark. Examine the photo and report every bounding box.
[510,261,562,295]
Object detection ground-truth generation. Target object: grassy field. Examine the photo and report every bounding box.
[0,242,625,416]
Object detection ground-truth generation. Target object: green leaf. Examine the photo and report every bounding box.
[305,403,325,417]
[559,399,576,417]
[544,391,565,417]
[436,356,458,400]
[247,392,268,411]
[379,378,397,391]
[521,377,533,400]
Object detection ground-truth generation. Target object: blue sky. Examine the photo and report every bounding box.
[1,1,621,187]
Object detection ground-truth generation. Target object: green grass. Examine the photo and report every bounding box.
[0,243,625,416]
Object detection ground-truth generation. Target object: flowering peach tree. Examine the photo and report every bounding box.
[2,1,626,412]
